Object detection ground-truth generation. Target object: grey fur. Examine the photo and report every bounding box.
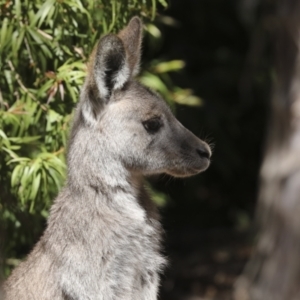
[3,17,211,300]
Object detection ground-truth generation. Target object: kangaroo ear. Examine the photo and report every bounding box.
[88,17,143,102]
[118,17,143,76]
[81,18,142,126]
[81,34,129,125]
[92,34,129,100]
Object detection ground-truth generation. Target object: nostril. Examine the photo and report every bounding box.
[196,148,210,159]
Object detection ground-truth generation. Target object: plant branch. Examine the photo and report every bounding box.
[7,60,37,101]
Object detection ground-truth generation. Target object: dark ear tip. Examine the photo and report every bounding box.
[100,33,122,45]
[97,34,124,53]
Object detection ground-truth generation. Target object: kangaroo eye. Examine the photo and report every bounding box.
[142,118,162,134]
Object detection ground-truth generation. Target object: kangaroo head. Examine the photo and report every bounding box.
[69,17,211,184]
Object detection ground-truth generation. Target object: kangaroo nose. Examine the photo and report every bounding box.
[196,147,211,159]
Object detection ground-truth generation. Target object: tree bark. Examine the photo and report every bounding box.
[235,0,300,299]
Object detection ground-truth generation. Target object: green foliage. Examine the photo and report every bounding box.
[140,58,202,107]
[0,0,200,274]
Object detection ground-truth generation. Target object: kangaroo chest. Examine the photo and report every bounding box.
[53,189,165,298]
[73,206,164,299]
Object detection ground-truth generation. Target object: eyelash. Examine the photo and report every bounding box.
[142,118,162,134]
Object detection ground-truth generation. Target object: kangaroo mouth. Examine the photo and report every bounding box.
[166,158,210,178]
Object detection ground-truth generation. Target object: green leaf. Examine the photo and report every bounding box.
[27,28,52,58]
[9,136,41,144]
[2,147,18,159]
[139,72,169,95]
[158,0,168,7]
[0,18,9,50]
[145,23,161,39]
[32,0,56,28]
[30,172,41,201]
[0,129,9,141]
[11,164,24,188]
[146,182,169,207]
[173,88,202,106]
[15,28,26,54]
[7,157,31,165]
[45,167,63,190]
[153,60,185,73]
[20,165,30,187]
[15,0,22,20]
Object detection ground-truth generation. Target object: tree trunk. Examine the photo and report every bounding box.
[234,0,300,299]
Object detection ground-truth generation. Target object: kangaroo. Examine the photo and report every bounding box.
[3,17,211,300]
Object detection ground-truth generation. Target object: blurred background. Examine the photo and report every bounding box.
[0,0,291,299]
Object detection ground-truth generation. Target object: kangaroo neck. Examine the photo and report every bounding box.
[67,153,146,220]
